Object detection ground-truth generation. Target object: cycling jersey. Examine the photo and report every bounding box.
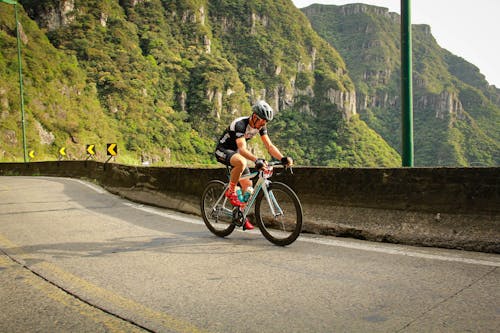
[216,116,268,151]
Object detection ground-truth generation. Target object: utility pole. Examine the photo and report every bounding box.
[1,0,27,162]
[401,0,414,166]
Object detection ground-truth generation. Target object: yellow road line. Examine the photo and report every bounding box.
[36,261,208,333]
[0,254,143,333]
[0,233,209,333]
[0,253,15,267]
[0,233,17,248]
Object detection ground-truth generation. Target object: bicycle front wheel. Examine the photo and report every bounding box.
[201,180,235,237]
[255,182,303,246]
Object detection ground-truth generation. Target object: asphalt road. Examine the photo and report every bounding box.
[0,176,498,333]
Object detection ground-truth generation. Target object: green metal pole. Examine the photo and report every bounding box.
[14,2,28,162]
[401,0,414,167]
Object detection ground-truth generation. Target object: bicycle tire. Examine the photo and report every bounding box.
[201,180,236,237]
[255,182,303,246]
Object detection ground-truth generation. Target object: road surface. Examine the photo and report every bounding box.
[0,176,498,332]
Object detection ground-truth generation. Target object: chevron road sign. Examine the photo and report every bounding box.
[107,143,117,156]
[86,144,96,155]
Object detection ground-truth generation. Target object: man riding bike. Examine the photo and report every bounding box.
[215,100,293,230]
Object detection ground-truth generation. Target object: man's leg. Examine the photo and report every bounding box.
[228,154,254,230]
[229,153,246,189]
[222,153,245,207]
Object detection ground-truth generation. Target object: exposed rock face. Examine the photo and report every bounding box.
[3,130,17,145]
[199,5,206,25]
[0,88,9,117]
[29,0,75,31]
[178,91,187,112]
[358,92,398,111]
[363,69,392,84]
[203,35,211,53]
[206,88,223,118]
[304,3,399,22]
[358,90,465,121]
[416,91,465,120]
[34,121,55,145]
[326,89,357,119]
[100,12,108,27]
[250,12,268,34]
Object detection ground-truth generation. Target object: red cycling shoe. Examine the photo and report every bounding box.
[243,218,254,230]
[225,188,243,207]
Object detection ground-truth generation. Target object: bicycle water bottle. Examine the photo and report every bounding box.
[243,187,254,202]
[236,187,245,202]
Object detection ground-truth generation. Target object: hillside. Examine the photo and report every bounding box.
[1,0,400,166]
[302,3,500,166]
[0,2,116,161]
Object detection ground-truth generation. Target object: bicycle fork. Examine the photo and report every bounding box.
[242,180,284,222]
[262,181,284,218]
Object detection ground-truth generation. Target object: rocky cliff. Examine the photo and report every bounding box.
[302,3,499,166]
[0,1,407,166]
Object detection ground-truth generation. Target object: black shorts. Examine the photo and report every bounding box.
[214,147,250,175]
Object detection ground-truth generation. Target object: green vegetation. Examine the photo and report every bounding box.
[0,2,116,161]
[302,3,499,166]
[4,1,496,167]
[2,0,400,167]
[272,109,400,167]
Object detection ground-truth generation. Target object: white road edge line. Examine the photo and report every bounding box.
[72,178,500,268]
[123,202,204,226]
[299,237,500,267]
[67,178,108,194]
[123,202,500,268]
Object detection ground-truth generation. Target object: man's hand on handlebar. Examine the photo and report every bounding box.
[281,156,294,167]
[255,157,293,171]
[255,158,267,170]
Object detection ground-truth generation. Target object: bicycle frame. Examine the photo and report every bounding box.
[241,169,283,219]
[215,165,284,223]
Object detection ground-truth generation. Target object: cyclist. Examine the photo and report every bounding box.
[215,100,293,230]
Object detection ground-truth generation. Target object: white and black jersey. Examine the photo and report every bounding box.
[214,116,268,165]
[216,116,268,151]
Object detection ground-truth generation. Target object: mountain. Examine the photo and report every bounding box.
[0,0,400,166]
[0,1,116,161]
[301,3,500,166]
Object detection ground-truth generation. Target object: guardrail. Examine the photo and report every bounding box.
[1,161,498,253]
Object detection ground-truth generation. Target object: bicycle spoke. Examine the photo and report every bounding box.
[201,181,235,237]
[256,182,302,246]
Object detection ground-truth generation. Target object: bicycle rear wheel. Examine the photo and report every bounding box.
[255,182,303,246]
[201,180,235,237]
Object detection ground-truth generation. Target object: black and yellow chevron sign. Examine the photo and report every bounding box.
[107,143,117,156]
[28,150,35,159]
[86,144,96,155]
[59,147,66,156]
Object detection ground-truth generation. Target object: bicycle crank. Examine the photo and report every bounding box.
[232,207,244,227]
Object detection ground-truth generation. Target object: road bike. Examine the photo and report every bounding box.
[200,161,303,246]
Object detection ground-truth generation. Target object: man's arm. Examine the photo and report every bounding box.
[236,137,259,162]
[260,134,283,161]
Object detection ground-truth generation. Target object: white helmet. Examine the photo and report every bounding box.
[252,100,274,121]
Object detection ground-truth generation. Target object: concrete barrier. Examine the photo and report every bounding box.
[1,161,498,253]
